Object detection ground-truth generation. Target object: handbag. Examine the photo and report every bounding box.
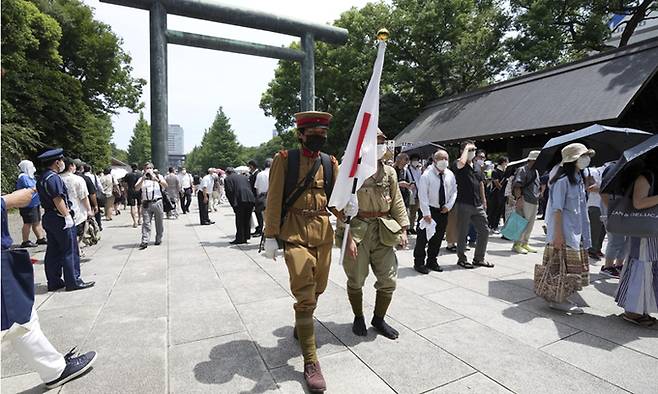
[500,211,528,241]
[534,248,581,303]
[607,173,658,237]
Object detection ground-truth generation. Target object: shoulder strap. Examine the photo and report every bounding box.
[284,149,300,200]
[320,152,333,200]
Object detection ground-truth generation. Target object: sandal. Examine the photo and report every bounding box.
[457,261,474,269]
[622,313,656,327]
[473,260,494,268]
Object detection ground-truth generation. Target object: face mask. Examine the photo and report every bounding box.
[304,134,326,152]
[435,159,448,171]
[576,156,591,170]
[467,151,476,161]
[377,144,387,159]
[411,160,419,167]
[57,160,65,173]
[181,170,186,175]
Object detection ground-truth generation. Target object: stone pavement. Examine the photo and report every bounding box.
[2,201,657,393]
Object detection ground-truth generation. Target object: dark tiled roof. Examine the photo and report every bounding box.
[395,38,658,145]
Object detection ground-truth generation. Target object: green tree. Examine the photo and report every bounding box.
[127,112,151,166]
[110,142,129,163]
[186,107,244,172]
[507,0,658,73]
[1,0,144,191]
[260,0,509,156]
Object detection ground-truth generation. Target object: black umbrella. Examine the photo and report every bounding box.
[400,141,446,159]
[535,124,651,171]
[601,134,658,194]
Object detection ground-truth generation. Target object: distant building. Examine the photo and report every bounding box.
[168,124,184,155]
[606,10,658,47]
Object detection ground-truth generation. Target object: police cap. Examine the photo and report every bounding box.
[37,148,64,162]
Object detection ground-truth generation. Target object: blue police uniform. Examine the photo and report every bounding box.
[36,149,82,290]
[1,198,35,331]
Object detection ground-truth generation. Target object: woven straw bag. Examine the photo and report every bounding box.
[534,248,581,303]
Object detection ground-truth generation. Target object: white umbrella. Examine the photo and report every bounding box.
[111,168,127,180]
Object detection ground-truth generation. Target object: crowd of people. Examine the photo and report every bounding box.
[2,121,656,392]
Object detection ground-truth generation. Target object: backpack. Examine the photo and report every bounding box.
[281,149,334,220]
[82,218,101,246]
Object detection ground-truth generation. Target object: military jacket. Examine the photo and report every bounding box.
[264,150,339,248]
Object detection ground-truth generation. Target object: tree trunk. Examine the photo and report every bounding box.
[618,0,653,47]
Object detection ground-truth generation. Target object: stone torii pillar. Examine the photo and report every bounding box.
[101,0,348,170]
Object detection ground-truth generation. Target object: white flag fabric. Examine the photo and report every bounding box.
[329,41,387,211]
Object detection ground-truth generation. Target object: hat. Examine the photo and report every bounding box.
[377,128,387,139]
[527,150,541,161]
[294,111,332,129]
[72,158,84,167]
[560,143,595,165]
[37,148,64,162]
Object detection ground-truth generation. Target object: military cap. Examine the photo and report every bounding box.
[37,148,64,162]
[294,111,332,129]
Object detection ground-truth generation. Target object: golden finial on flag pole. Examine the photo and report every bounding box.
[377,28,390,41]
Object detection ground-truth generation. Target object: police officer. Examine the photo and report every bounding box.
[341,130,409,339]
[36,148,94,292]
[262,111,339,393]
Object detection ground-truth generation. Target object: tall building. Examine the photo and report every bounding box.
[168,124,185,168]
[168,124,184,155]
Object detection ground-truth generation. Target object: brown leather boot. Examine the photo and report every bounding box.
[303,361,326,392]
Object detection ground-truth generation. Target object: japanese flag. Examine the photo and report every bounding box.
[329,41,386,211]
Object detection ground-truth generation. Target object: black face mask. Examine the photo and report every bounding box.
[304,134,327,152]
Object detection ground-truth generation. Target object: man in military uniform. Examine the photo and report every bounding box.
[36,148,95,292]
[341,130,409,339]
[262,111,339,393]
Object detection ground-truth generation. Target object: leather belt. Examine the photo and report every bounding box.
[357,211,389,219]
[289,207,330,217]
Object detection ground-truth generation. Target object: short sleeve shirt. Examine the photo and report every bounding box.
[16,174,40,208]
[124,171,141,192]
[80,173,96,195]
[546,174,591,250]
[514,166,540,204]
[36,170,70,212]
[141,175,164,201]
[60,173,89,225]
[453,161,482,206]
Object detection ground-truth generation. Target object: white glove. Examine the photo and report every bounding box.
[344,195,359,218]
[63,214,75,230]
[262,238,279,260]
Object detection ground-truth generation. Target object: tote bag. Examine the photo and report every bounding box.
[607,173,658,237]
[500,211,528,241]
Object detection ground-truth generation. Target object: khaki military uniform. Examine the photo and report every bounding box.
[264,149,338,364]
[339,162,409,319]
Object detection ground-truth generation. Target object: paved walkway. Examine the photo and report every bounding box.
[2,201,657,393]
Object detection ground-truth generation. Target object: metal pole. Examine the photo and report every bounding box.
[150,0,168,170]
[300,32,315,111]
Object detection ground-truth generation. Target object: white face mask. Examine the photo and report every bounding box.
[181,169,186,175]
[411,160,419,167]
[377,144,387,159]
[57,160,65,173]
[467,151,476,161]
[435,159,448,171]
[576,156,591,170]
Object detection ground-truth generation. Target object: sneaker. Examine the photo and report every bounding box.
[303,362,327,392]
[513,244,527,254]
[138,243,148,250]
[522,244,537,253]
[20,240,37,248]
[600,266,620,279]
[493,229,500,235]
[44,348,97,389]
[588,251,601,261]
[36,238,48,245]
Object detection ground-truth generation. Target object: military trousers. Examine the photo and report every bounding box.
[342,220,397,296]
[283,242,332,313]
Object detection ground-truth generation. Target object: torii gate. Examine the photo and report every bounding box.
[100,0,348,170]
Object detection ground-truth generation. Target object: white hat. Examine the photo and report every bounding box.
[560,143,595,165]
[527,150,541,161]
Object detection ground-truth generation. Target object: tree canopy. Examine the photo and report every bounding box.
[1,0,144,192]
[185,107,244,172]
[127,112,151,166]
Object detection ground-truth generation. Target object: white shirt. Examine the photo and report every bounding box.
[417,166,457,217]
[178,172,193,189]
[255,168,270,195]
[60,172,89,225]
[140,175,164,201]
[585,166,603,208]
[201,174,214,194]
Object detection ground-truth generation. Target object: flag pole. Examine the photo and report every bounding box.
[338,28,389,266]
